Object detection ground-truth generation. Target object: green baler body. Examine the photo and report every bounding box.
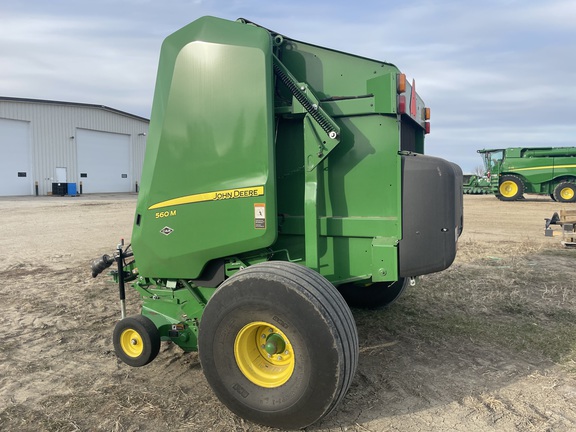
[479,147,576,195]
[129,17,462,343]
[132,18,277,279]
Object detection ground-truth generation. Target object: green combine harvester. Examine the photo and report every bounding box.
[478,147,576,202]
[92,16,463,429]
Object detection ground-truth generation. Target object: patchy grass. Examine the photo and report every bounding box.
[356,240,576,364]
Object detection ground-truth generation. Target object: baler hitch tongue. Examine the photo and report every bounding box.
[91,241,134,318]
[91,254,114,278]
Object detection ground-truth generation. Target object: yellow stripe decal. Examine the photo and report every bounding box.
[512,164,576,171]
[149,186,264,210]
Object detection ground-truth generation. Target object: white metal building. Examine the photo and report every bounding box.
[0,97,149,196]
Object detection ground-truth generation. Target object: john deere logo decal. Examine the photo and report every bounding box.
[160,226,174,236]
[148,186,264,210]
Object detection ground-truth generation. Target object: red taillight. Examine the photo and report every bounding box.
[398,95,406,114]
[424,122,430,134]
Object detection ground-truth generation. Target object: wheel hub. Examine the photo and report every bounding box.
[120,329,144,358]
[264,333,286,356]
[500,181,518,197]
[234,321,294,388]
[561,187,574,200]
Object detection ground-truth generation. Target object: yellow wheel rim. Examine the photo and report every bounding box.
[560,187,574,201]
[500,180,518,198]
[234,321,295,388]
[120,328,144,358]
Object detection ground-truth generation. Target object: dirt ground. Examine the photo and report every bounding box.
[1,193,576,431]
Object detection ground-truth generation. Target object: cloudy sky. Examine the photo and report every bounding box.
[2,0,575,172]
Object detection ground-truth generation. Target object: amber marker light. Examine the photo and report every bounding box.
[424,107,431,120]
[397,73,406,93]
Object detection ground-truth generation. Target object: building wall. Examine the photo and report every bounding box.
[0,98,148,196]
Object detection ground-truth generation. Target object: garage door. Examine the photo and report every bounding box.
[0,118,32,196]
[77,129,131,193]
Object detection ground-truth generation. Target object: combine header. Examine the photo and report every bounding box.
[92,16,463,429]
[463,174,492,194]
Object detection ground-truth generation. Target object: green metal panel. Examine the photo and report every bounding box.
[504,157,555,186]
[275,110,402,282]
[553,157,576,178]
[277,39,397,100]
[522,147,576,158]
[131,17,276,279]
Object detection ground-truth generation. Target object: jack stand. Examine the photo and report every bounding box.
[117,240,126,319]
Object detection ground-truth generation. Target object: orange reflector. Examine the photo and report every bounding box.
[425,122,430,134]
[398,95,406,114]
[397,73,406,93]
[424,107,431,120]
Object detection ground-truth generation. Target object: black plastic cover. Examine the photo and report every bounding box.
[399,154,463,277]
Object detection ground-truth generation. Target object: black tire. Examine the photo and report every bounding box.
[198,261,358,430]
[113,315,161,367]
[550,193,557,202]
[553,182,576,203]
[496,175,524,201]
[337,278,409,309]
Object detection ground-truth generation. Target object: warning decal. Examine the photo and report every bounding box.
[254,203,266,229]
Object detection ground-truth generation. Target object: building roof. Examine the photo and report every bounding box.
[0,96,149,123]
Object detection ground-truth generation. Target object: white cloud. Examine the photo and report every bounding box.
[1,1,575,171]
